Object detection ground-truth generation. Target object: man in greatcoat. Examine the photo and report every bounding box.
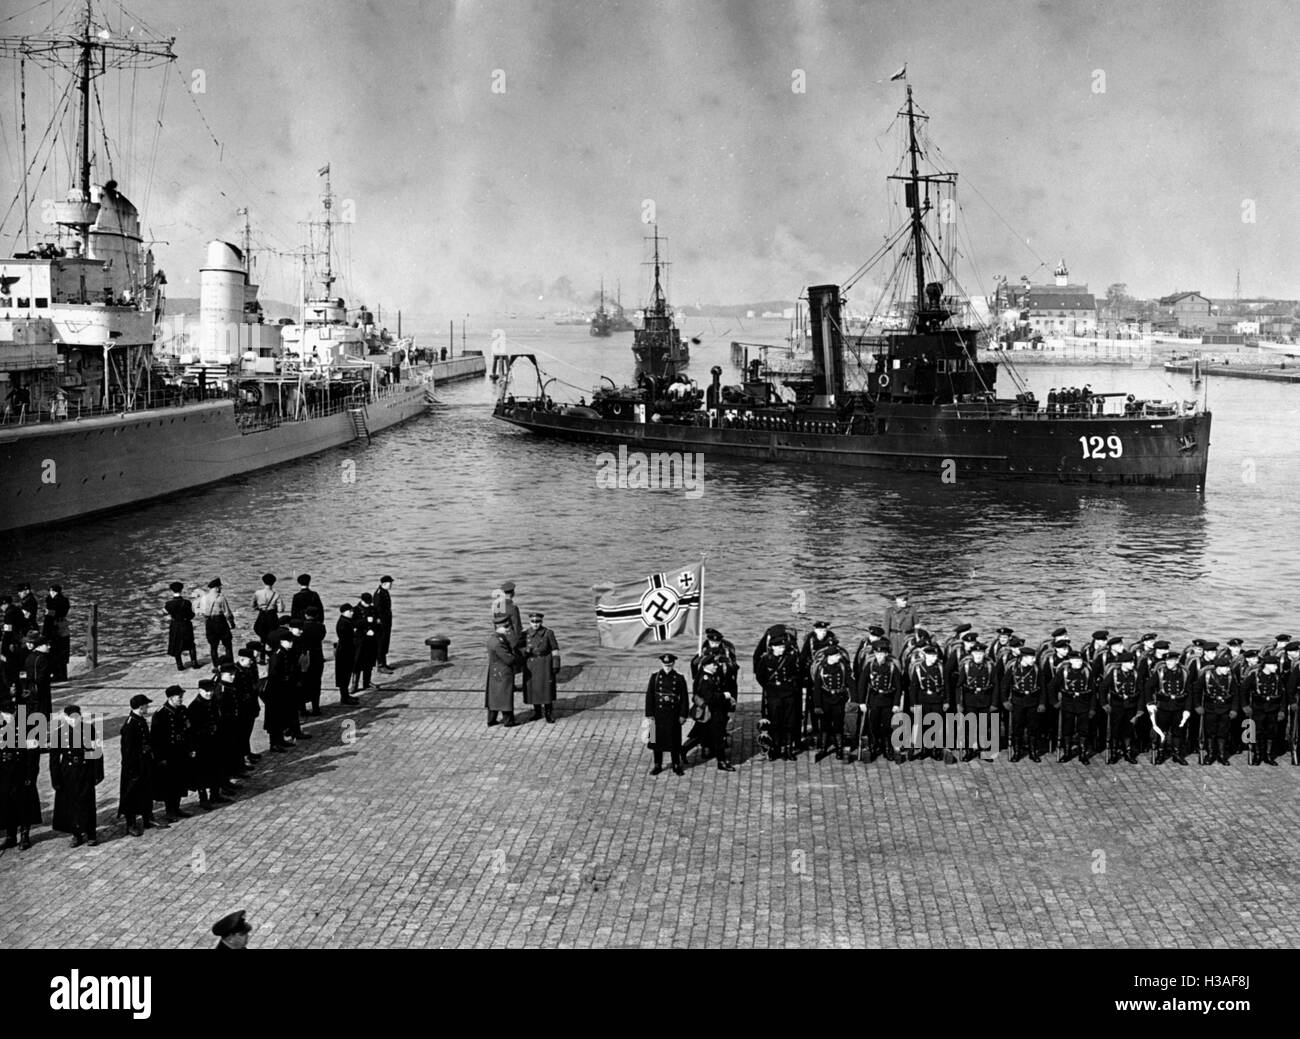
[756,632,803,760]
[335,604,360,705]
[0,697,42,850]
[151,685,193,821]
[264,628,297,751]
[20,635,53,719]
[645,653,688,776]
[883,593,918,659]
[50,704,104,847]
[374,576,395,672]
[350,596,380,694]
[300,607,328,716]
[233,644,262,766]
[118,693,165,836]
[523,611,560,723]
[486,617,519,727]
[165,581,200,670]
[43,583,71,682]
[189,680,229,810]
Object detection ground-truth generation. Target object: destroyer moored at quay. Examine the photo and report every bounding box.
[494,87,1211,491]
[0,4,476,535]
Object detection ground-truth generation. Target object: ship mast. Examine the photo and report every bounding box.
[905,85,927,322]
[76,0,92,205]
[0,0,176,253]
[320,164,335,296]
[650,225,666,316]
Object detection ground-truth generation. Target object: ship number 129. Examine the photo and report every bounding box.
[1079,434,1123,459]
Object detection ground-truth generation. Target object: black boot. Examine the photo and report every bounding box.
[487,711,498,727]
[18,826,31,850]
[544,704,555,724]
[503,712,517,728]
[1251,744,1261,766]
[651,752,664,776]
[834,738,844,761]
[1107,749,1120,764]
[1216,739,1231,766]
[1011,737,1025,763]
[1060,744,1076,763]
[1172,736,1188,766]
[532,706,543,721]
[1078,742,1091,765]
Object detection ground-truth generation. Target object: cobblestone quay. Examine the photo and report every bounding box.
[2,656,1296,948]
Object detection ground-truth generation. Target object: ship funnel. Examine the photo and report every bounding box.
[806,284,845,403]
[708,364,722,408]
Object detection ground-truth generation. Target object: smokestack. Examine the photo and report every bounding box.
[708,365,722,409]
[806,284,845,403]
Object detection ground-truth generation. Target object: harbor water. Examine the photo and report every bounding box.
[5,318,1297,668]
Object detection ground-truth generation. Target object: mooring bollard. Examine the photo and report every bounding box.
[425,636,450,662]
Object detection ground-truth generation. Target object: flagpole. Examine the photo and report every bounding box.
[696,555,706,657]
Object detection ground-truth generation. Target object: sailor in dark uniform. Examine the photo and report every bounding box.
[1100,651,1143,763]
[43,583,71,682]
[0,696,42,850]
[233,645,262,767]
[800,621,838,745]
[1003,646,1044,762]
[290,574,323,621]
[374,576,395,672]
[693,628,739,702]
[189,679,230,809]
[1146,653,1192,765]
[858,639,904,763]
[956,641,998,761]
[152,685,195,821]
[908,643,948,761]
[49,704,103,847]
[685,660,735,770]
[1050,649,1095,763]
[212,910,252,950]
[946,629,979,707]
[756,635,802,760]
[164,582,200,671]
[1243,655,1285,766]
[118,694,165,835]
[335,605,360,705]
[1195,656,1239,766]
[811,647,851,761]
[645,653,688,776]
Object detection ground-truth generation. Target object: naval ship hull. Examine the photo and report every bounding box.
[495,403,1212,490]
[0,382,431,534]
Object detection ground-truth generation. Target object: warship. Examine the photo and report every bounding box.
[494,87,1211,490]
[608,280,635,332]
[0,2,433,535]
[630,227,690,379]
[589,279,612,337]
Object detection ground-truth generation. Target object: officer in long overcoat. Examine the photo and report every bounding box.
[0,697,42,849]
[118,694,164,836]
[645,653,688,775]
[486,618,519,727]
[50,704,104,846]
[522,612,560,722]
[151,685,193,821]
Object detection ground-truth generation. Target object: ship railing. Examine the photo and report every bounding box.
[0,388,242,428]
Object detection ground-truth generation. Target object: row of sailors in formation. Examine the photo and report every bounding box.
[652,622,1300,772]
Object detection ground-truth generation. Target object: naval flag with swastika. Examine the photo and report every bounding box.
[593,561,704,648]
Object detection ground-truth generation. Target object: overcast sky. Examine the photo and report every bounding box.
[3,0,1298,319]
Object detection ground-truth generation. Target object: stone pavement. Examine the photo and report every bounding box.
[2,654,1298,948]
